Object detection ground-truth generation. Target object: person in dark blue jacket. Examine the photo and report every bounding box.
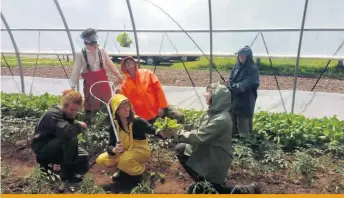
[226,46,260,136]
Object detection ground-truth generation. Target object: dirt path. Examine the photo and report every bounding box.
[2,66,344,93]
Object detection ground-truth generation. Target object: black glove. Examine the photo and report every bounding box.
[227,83,234,91]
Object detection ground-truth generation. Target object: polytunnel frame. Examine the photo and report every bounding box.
[1,0,343,114]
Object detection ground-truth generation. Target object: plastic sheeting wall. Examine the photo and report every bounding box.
[1,0,344,58]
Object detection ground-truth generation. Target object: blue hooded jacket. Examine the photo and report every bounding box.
[227,46,260,117]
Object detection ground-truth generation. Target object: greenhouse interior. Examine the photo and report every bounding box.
[1,0,344,195]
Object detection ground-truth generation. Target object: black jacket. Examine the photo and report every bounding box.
[106,117,158,156]
[228,57,260,117]
[31,105,82,153]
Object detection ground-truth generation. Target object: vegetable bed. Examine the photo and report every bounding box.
[1,92,344,194]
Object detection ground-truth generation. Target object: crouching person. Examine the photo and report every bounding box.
[96,94,164,185]
[31,90,89,183]
[159,83,262,194]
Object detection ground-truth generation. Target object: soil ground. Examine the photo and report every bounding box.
[1,66,344,94]
[1,141,344,194]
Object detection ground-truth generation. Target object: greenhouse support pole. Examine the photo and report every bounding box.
[208,0,213,84]
[291,0,309,114]
[53,0,78,90]
[126,0,141,68]
[1,12,25,94]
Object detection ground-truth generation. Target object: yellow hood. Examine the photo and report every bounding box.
[110,94,131,118]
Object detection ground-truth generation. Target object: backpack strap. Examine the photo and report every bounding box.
[82,48,91,71]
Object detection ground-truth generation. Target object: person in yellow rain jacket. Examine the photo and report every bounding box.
[96,94,164,184]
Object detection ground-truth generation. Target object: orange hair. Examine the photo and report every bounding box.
[62,89,83,107]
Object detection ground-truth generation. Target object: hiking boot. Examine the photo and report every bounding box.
[237,182,262,194]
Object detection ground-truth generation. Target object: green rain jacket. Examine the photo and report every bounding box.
[174,83,233,184]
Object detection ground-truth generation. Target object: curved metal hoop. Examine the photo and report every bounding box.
[89,81,120,143]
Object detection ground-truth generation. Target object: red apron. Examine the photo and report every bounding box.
[81,49,112,111]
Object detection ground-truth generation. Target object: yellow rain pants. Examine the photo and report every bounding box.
[96,121,151,176]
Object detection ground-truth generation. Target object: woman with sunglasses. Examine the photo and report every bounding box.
[70,28,124,125]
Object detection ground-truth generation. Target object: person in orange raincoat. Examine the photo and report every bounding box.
[96,94,164,184]
[116,56,184,124]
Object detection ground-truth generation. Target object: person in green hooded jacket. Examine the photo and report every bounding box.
[159,83,261,194]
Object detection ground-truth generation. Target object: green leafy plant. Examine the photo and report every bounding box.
[77,133,86,144]
[232,142,257,169]
[262,143,289,170]
[254,111,344,153]
[292,149,318,186]
[130,181,154,194]
[146,171,166,184]
[1,116,36,144]
[154,117,183,130]
[1,92,61,118]
[187,181,218,194]
[77,176,106,194]
[117,32,133,48]
[23,166,61,194]
[179,109,204,126]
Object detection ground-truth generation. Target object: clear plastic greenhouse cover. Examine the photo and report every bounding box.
[1,0,344,59]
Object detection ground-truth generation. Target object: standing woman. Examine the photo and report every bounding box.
[70,28,124,124]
